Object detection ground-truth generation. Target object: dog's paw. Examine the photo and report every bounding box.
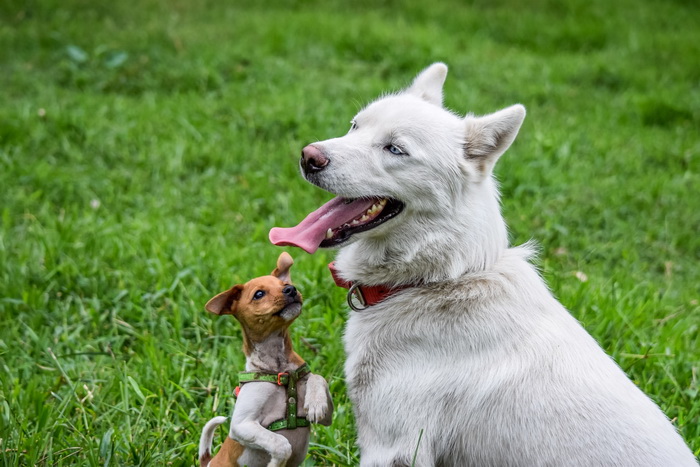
[304,374,330,423]
[305,398,329,424]
[267,439,292,467]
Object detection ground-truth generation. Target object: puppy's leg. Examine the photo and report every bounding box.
[230,419,292,467]
[230,386,293,466]
[304,373,333,425]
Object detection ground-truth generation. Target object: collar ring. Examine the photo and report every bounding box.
[347,283,367,311]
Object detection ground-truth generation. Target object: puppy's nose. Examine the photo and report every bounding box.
[282,285,297,298]
[300,145,329,174]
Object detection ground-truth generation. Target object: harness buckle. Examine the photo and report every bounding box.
[277,372,288,386]
[347,283,367,311]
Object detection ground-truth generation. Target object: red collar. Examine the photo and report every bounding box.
[328,262,412,310]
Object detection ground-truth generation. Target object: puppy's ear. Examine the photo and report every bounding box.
[406,62,448,107]
[464,104,526,177]
[205,284,243,315]
[271,252,294,283]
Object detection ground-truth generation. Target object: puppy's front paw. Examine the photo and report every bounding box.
[305,397,329,424]
[304,374,330,424]
[267,438,292,467]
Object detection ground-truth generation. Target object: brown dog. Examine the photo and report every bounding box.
[198,252,333,467]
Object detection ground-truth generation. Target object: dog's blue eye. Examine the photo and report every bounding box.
[385,144,405,156]
[253,290,265,300]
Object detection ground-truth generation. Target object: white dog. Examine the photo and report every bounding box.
[270,64,697,466]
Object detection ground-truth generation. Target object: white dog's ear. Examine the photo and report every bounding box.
[464,104,526,176]
[406,62,448,107]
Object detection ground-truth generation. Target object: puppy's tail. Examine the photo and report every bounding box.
[199,416,228,467]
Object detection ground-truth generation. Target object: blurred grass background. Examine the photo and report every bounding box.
[1,0,698,464]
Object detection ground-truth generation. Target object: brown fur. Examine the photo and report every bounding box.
[205,437,245,467]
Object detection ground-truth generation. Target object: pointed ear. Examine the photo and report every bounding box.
[406,62,448,107]
[205,284,243,315]
[271,252,294,283]
[464,104,526,176]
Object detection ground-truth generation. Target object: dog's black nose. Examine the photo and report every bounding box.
[283,285,297,297]
[300,145,329,174]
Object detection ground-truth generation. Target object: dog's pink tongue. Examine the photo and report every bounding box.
[269,197,375,254]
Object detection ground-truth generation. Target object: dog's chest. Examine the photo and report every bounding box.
[343,291,449,395]
[341,282,516,417]
[343,317,385,395]
[253,379,308,429]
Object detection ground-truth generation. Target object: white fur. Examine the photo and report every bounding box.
[227,376,332,467]
[229,384,294,467]
[304,374,333,424]
[304,63,698,466]
[199,415,228,464]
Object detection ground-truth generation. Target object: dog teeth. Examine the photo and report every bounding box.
[366,200,386,216]
[344,199,391,228]
[325,228,333,239]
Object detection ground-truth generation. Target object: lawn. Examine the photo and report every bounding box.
[1,0,698,464]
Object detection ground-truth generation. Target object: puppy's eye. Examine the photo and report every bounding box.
[349,121,358,132]
[253,290,266,300]
[385,144,406,156]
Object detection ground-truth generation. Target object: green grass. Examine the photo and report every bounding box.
[1,0,698,464]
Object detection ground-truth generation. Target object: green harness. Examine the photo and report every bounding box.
[235,363,311,431]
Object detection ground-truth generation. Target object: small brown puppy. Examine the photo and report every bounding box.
[198,252,333,467]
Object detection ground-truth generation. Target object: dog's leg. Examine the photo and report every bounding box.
[358,448,416,467]
[303,373,333,425]
[228,381,296,466]
[229,420,292,467]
